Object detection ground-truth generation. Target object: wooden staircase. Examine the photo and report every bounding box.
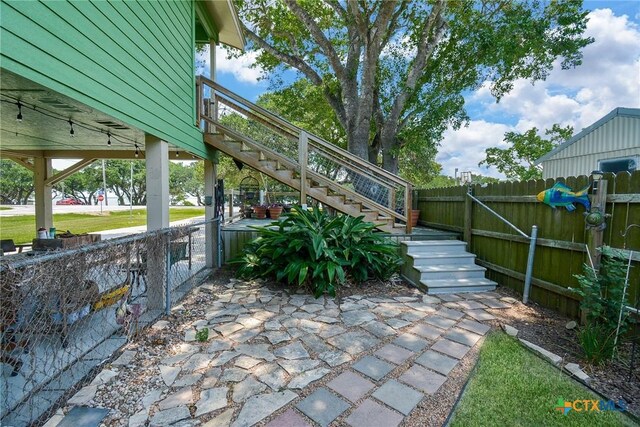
[197,76,414,234]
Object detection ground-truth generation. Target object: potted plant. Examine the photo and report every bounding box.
[253,205,268,219]
[268,204,284,220]
[411,209,421,227]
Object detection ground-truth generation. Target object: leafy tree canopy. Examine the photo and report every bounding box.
[235,0,592,174]
[480,124,573,180]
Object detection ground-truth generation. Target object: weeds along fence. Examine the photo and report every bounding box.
[0,218,216,427]
[415,171,639,319]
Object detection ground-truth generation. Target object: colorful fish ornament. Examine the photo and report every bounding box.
[536,182,591,212]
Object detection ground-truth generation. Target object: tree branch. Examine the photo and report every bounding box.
[284,0,347,84]
[243,26,323,86]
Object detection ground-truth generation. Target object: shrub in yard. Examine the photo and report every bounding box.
[235,206,403,297]
[572,246,631,363]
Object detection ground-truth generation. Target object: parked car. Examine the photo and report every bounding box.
[56,197,84,205]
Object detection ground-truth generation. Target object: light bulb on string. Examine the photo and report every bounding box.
[68,119,75,137]
[16,101,23,122]
[176,151,180,158]
[134,144,139,158]
[107,132,112,146]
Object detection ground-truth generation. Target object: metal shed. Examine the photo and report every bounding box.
[535,107,640,179]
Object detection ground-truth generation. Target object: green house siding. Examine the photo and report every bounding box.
[0,0,211,158]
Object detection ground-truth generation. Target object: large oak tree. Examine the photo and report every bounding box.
[236,0,592,174]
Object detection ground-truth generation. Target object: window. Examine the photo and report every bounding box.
[598,156,638,174]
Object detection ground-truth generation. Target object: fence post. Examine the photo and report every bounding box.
[299,131,308,208]
[523,225,538,304]
[165,236,171,315]
[464,186,473,245]
[147,234,167,312]
[405,184,413,234]
[587,178,608,269]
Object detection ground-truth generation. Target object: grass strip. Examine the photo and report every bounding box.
[449,332,634,427]
[0,208,205,244]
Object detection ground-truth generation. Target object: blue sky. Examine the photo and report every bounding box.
[208,1,640,179]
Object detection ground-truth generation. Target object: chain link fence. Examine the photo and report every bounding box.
[0,218,218,426]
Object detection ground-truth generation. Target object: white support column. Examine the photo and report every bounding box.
[34,157,53,232]
[145,135,170,230]
[144,135,169,311]
[205,159,217,268]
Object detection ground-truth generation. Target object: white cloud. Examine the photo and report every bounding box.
[439,8,640,179]
[437,120,511,178]
[198,45,264,84]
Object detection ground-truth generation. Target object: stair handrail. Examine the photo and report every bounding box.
[197,75,413,231]
[197,76,411,187]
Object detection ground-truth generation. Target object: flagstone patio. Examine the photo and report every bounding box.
[53,278,512,427]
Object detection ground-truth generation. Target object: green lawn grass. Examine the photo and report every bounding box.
[0,208,205,244]
[0,207,11,211]
[449,332,635,427]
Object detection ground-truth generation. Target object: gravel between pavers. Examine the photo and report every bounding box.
[58,268,491,427]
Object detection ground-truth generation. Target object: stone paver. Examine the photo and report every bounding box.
[196,387,228,416]
[408,323,444,341]
[57,279,499,427]
[274,342,310,360]
[457,319,491,335]
[415,350,459,375]
[465,309,496,321]
[328,331,379,355]
[288,367,331,389]
[296,388,350,427]
[423,315,457,329]
[393,333,430,352]
[444,328,483,347]
[352,355,395,381]
[374,344,415,365]
[345,399,403,427]
[398,365,447,394]
[319,350,351,367]
[149,406,190,427]
[372,379,424,415]
[232,390,297,427]
[431,339,471,360]
[264,409,312,427]
[327,371,376,403]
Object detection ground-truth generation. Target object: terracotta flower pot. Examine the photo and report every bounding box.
[411,209,421,227]
[268,206,283,220]
[253,206,267,219]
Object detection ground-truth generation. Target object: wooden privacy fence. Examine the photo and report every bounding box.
[415,171,640,319]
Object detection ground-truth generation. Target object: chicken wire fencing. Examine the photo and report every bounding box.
[0,218,217,426]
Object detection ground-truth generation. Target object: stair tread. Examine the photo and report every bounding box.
[402,240,466,246]
[415,264,486,272]
[411,253,476,258]
[420,278,497,287]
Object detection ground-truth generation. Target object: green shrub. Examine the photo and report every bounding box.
[578,323,616,365]
[234,206,403,297]
[182,200,195,207]
[572,246,631,362]
[195,328,209,342]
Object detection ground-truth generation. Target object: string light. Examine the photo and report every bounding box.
[107,132,111,146]
[16,101,23,122]
[176,151,180,157]
[134,144,139,158]
[68,119,75,137]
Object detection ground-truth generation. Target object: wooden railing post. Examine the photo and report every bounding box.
[299,131,308,207]
[464,185,473,245]
[405,183,413,234]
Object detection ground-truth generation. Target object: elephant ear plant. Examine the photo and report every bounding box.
[235,206,403,297]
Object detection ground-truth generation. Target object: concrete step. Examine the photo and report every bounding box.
[414,264,487,280]
[402,240,468,255]
[411,253,476,267]
[419,278,497,294]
